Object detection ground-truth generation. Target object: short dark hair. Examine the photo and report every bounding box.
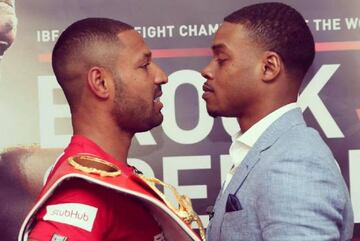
[225,2,315,79]
[52,18,133,107]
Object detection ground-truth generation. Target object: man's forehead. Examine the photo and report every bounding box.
[212,22,252,50]
[117,30,146,48]
[115,30,151,63]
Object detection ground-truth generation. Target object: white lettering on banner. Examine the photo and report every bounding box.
[345,17,360,29]
[313,19,341,31]
[135,25,175,39]
[298,64,344,138]
[36,30,60,42]
[178,24,219,37]
[163,155,211,206]
[162,70,213,144]
[44,203,98,231]
[127,158,155,177]
[38,76,71,148]
[349,150,360,222]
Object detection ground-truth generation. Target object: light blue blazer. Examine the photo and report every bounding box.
[207,108,354,241]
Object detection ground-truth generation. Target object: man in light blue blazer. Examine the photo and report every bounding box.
[201,2,354,241]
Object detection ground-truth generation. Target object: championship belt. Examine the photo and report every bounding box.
[18,154,205,241]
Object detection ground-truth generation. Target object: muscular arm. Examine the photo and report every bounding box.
[28,179,113,241]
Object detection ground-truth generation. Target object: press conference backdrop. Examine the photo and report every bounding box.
[0,0,359,240]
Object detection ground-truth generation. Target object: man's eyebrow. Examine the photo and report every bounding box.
[136,51,152,64]
[212,43,228,52]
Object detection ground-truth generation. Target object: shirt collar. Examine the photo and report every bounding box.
[232,103,298,147]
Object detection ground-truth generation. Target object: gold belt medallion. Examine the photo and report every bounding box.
[137,174,206,241]
[68,155,121,177]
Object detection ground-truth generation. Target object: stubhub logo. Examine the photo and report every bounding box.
[44,203,98,231]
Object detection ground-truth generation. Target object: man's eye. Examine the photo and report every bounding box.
[141,63,150,69]
[217,58,227,65]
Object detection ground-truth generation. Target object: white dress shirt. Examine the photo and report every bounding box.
[223,103,298,191]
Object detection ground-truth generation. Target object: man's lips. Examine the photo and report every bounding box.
[202,83,214,92]
[154,91,162,99]
[153,88,163,102]
[153,89,164,111]
[202,83,214,100]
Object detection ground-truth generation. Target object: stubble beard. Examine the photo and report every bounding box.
[111,73,159,133]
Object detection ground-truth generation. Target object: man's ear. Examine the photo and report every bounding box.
[87,66,111,99]
[261,51,282,82]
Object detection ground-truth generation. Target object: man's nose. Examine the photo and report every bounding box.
[153,63,168,84]
[201,64,213,80]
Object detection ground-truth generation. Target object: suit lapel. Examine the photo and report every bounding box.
[225,108,306,195]
[208,108,306,241]
[224,149,260,196]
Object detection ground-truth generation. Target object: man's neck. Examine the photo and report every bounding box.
[72,113,133,162]
[238,100,296,133]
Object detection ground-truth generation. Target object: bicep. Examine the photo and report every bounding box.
[28,180,113,241]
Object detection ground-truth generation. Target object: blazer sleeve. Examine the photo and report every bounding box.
[256,154,348,241]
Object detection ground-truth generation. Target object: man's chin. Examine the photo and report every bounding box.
[206,107,220,118]
[136,115,163,133]
[151,115,163,128]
